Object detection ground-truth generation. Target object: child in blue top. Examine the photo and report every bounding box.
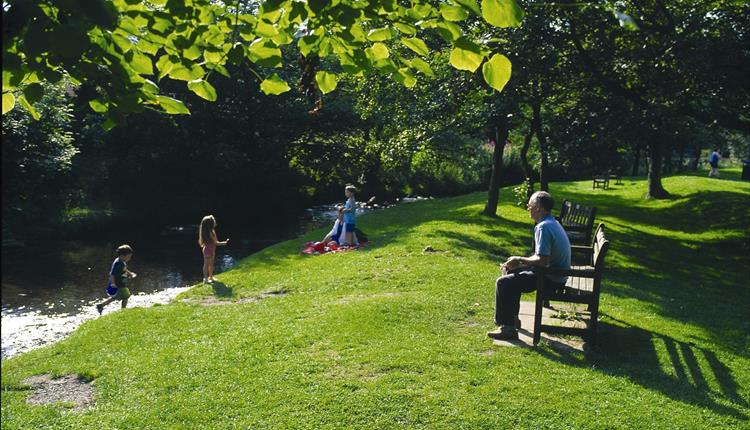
[341,185,359,246]
[708,148,720,178]
[96,244,137,315]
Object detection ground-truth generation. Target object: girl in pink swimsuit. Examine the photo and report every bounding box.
[198,215,229,283]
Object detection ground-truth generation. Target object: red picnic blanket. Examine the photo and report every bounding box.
[301,241,368,255]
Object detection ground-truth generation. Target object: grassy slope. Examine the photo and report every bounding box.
[2,172,749,429]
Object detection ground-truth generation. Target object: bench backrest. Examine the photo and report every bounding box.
[559,199,597,243]
[559,199,597,227]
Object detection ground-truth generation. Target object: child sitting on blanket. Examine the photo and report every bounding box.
[309,208,344,253]
[322,207,345,245]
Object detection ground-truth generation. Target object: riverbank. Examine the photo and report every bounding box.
[2,173,749,429]
[0,200,388,358]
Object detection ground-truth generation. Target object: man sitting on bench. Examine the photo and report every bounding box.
[488,191,571,341]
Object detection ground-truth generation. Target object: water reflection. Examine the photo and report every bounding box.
[1,239,256,358]
[1,198,405,358]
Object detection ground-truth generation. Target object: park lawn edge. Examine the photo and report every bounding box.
[2,171,749,429]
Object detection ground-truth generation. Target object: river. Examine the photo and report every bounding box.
[1,200,423,358]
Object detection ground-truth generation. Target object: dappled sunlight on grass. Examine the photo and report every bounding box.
[3,175,748,428]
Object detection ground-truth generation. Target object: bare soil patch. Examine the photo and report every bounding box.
[190,288,289,306]
[22,374,95,410]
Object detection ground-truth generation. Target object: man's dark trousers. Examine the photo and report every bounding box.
[494,270,564,326]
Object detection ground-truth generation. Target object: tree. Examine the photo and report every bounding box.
[2,81,76,237]
[560,0,750,198]
[3,0,522,126]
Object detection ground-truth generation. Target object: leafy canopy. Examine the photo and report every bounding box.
[2,0,523,127]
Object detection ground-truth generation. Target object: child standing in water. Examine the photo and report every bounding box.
[199,215,229,284]
[341,185,359,246]
[96,244,136,315]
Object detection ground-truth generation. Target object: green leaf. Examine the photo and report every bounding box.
[440,4,469,21]
[156,95,190,114]
[23,83,44,104]
[374,58,398,74]
[366,43,390,61]
[315,71,338,94]
[260,74,291,95]
[402,38,429,57]
[435,21,462,42]
[111,32,134,53]
[18,94,41,120]
[156,54,175,80]
[394,22,417,35]
[187,79,218,101]
[131,52,154,75]
[89,99,109,113]
[2,93,15,115]
[449,39,484,72]
[2,71,15,90]
[409,58,435,77]
[481,0,524,28]
[367,28,393,42]
[272,30,293,46]
[204,48,224,64]
[247,39,282,68]
[137,37,160,55]
[407,3,434,19]
[256,21,279,38]
[298,35,320,57]
[208,63,230,78]
[454,0,481,16]
[182,45,202,61]
[482,53,512,92]
[394,68,417,88]
[102,118,117,131]
[169,63,205,81]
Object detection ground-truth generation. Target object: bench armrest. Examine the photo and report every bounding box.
[532,266,596,278]
[571,245,593,254]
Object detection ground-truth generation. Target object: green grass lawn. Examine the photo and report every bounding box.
[3,172,749,429]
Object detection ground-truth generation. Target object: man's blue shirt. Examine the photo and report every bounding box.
[534,215,571,284]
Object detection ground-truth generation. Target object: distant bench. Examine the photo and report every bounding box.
[533,223,610,346]
[592,175,609,189]
[609,172,623,185]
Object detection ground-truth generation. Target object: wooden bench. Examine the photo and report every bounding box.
[557,199,597,245]
[532,223,610,347]
[592,175,609,189]
[608,172,623,185]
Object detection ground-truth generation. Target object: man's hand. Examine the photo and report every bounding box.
[502,256,523,272]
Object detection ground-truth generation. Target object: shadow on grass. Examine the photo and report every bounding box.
[211,281,233,298]
[678,168,744,182]
[536,317,748,420]
[597,222,750,354]
[554,189,750,234]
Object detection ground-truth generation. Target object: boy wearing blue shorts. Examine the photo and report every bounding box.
[96,245,137,315]
[342,185,359,245]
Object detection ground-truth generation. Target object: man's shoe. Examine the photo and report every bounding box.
[96,304,104,315]
[516,318,522,330]
[487,328,519,341]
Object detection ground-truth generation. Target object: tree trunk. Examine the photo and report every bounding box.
[677,139,686,172]
[690,141,702,170]
[663,140,673,174]
[483,123,509,216]
[520,125,535,199]
[632,145,641,176]
[532,100,549,192]
[647,127,670,199]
